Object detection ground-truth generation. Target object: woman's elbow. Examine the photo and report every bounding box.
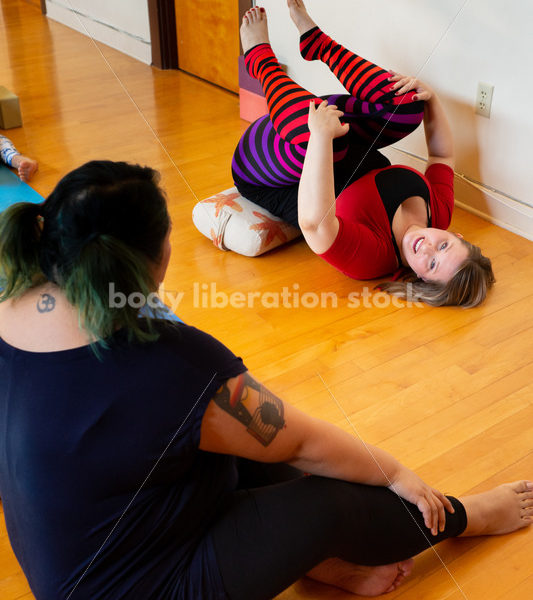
[298,216,320,232]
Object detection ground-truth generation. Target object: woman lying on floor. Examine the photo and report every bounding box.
[0,160,531,600]
[233,0,494,307]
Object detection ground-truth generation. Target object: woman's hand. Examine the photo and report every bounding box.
[308,100,349,140]
[388,71,433,102]
[388,466,455,536]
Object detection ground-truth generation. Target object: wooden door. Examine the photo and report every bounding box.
[175,0,248,93]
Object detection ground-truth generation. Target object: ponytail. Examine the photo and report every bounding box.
[1,161,171,351]
[63,234,159,346]
[0,202,45,300]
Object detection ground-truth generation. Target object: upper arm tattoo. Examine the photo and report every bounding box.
[213,373,285,447]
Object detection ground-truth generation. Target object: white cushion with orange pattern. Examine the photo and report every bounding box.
[192,187,301,257]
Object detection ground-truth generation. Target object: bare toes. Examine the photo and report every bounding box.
[515,480,533,493]
[399,558,415,577]
[384,560,414,593]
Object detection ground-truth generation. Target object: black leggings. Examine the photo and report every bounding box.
[235,142,390,228]
[209,461,467,600]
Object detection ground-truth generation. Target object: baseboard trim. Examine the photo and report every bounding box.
[45,0,151,65]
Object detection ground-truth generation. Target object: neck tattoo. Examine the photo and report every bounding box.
[36,293,56,313]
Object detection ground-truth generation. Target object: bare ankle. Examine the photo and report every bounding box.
[10,154,22,169]
[459,481,533,537]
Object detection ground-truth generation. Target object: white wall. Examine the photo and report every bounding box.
[262,0,533,239]
[45,0,151,65]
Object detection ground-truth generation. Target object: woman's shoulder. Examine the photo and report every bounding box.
[424,163,455,228]
[153,319,241,361]
[135,319,246,388]
[0,284,90,352]
[425,161,454,180]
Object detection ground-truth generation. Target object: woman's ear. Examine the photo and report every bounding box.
[455,232,464,239]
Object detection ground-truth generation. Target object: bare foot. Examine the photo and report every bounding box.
[12,155,38,182]
[307,557,414,596]
[288,0,317,36]
[460,480,533,536]
[240,7,269,54]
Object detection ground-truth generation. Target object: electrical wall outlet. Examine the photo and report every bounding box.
[476,82,494,118]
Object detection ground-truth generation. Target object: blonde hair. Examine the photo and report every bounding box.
[379,240,495,308]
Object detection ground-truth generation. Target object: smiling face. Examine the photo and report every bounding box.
[401,227,469,283]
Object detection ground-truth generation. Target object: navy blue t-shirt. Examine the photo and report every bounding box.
[0,320,246,599]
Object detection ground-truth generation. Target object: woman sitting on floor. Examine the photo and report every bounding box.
[232,0,494,307]
[0,159,531,600]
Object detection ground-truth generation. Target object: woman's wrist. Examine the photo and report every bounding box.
[309,129,335,144]
[385,457,406,487]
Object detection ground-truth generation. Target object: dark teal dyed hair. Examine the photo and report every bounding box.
[0,160,171,347]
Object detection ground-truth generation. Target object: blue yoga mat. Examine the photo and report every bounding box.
[0,164,44,213]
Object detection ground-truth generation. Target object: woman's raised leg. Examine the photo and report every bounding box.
[288,0,425,146]
[232,5,397,221]
[240,7,324,148]
[233,6,358,223]
[234,9,383,184]
[234,5,416,197]
[240,7,384,152]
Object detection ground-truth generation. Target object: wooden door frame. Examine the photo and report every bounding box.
[39,1,177,67]
[148,0,178,69]
[149,0,251,70]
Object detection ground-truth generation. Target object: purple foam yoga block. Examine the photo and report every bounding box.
[238,55,265,96]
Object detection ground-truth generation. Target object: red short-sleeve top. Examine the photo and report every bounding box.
[319,163,454,280]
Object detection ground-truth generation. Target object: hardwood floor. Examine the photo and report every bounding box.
[1,1,532,598]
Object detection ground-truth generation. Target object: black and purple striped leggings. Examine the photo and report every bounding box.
[232,26,425,227]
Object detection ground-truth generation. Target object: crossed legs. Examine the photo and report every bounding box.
[210,460,533,599]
